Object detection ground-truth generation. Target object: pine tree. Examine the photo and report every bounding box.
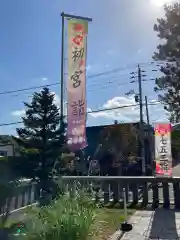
[13,87,66,200]
[153,3,180,123]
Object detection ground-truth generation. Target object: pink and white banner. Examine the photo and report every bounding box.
[155,123,172,176]
[67,19,88,151]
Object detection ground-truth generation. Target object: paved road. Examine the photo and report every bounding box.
[172,163,180,176]
[145,163,180,203]
[121,209,180,239]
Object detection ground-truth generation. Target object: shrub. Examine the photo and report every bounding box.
[25,192,96,240]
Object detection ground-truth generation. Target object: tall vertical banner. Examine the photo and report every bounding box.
[154,123,172,176]
[67,19,88,151]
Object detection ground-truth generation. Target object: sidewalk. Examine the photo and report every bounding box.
[121,209,180,240]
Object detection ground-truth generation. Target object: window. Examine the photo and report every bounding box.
[0,151,7,157]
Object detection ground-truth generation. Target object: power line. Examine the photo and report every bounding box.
[87,81,130,92]
[0,121,23,127]
[0,75,154,99]
[89,78,155,93]
[3,78,133,98]
[0,62,160,97]
[0,76,133,98]
[7,80,150,98]
[2,78,140,99]
[9,78,156,98]
[2,101,160,128]
[0,83,59,96]
[88,102,160,113]
[68,73,133,89]
[6,74,131,98]
[0,67,134,96]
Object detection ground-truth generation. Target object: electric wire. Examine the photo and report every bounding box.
[1,101,161,127]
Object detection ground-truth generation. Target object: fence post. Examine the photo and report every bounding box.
[152,181,159,209]
[69,181,76,198]
[132,182,138,205]
[142,182,148,206]
[173,181,180,209]
[112,180,119,203]
[103,180,109,204]
[162,182,170,208]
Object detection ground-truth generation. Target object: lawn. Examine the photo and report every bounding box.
[90,208,135,240]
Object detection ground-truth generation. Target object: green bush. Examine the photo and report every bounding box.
[24,192,96,240]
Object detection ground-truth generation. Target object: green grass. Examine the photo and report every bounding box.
[5,207,135,240]
[89,208,135,240]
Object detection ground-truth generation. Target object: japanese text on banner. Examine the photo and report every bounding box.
[67,19,88,151]
[155,123,172,176]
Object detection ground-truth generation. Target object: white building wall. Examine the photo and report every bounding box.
[0,144,16,157]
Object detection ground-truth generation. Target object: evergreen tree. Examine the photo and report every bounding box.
[13,87,66,200]
[153,3,180,123]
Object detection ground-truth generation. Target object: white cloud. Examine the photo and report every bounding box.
[42,77,48,81]
[51,92,68,116]
[11,92,68,118]
[12,92,169,124]
[89,96,169,123]
[11,110,25,117]
[86,65,91,72]
[52,92,60,107]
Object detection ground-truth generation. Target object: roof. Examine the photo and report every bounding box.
[86,122,153,133]
[0,135,20,149]
[87,122,139,127]
[86,122,140,131]
[172,124,180,131]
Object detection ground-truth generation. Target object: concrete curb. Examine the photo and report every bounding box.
[108,230,124,240]
[0,202,37,218]
[0,202,37,223]
[108,210,137,240]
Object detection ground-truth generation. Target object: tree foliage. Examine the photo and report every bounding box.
[13,87,66,182]
[171,128,180,158]
[153,3,180,123]
[98,123,138,158]
[96,123,138,175]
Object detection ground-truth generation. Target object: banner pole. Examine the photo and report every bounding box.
[63,13,92,22]
[60,12,65,119]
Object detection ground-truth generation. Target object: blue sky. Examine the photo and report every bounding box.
[0,0,173,135]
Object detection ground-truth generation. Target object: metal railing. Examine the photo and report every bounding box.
[0,182,37,215]
[2,176,180,212]
[60,176,180,209]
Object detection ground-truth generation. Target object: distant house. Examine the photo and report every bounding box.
[0,135,20,157]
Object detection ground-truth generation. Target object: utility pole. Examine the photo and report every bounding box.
[138,65,146,175]
[145,96,152,165]
[145,96,150,131]
[128,65,152,175]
